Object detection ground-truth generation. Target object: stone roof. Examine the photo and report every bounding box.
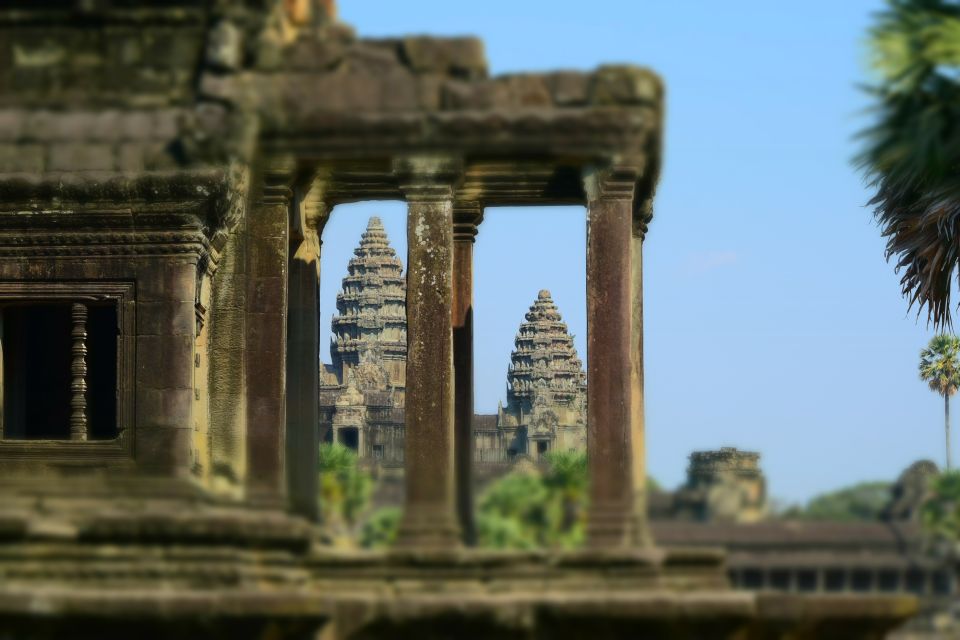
[652,520,923,551]
[0,3,662,220]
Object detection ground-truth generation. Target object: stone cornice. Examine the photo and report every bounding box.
[0,230,211,260]
[453,201,483,243]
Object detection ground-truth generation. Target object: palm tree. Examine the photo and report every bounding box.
[858,0,960,327]
[920,335,960,469]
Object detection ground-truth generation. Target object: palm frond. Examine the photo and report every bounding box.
[859,0,960,327]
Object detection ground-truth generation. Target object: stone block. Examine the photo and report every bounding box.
[116,142,145,172]
[137,300,197,336]
[135,425,193,473]
[152,109,182,140]
[441,80,508,110]
[120,111,155,141]
[545,72,590,106]
[0,109,25,142]
[0,143,43,172]
[50,111,97,141]
[402,37,487,79]
[88,110,125,142]
[136,334,196,391]
[136,387,194,429]
[341,42,402,74]
[285,36,345,71]
[137,260,197,303]
[21,110,58,142]
[248,231,287,272]
[247,277,285,313]
[246,311,285,359]
[417,75,443,110]
[501,75,553,107]
[589,65,663,106]
[47,142,114,172]
[142,142,179,171]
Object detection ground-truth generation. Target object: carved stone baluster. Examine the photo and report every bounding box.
[70,302,88,441]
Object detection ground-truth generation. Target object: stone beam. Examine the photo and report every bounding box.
[393,155,463,550]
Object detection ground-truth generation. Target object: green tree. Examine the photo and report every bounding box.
[859,0,960,326]
[922,471,960,550]
[542,450,588,535]
[359,507,401,549]
[319,443,373,539]
[790,481,892,522]
[919,334,960,469]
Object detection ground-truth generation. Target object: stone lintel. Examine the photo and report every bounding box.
[393,154,464,202]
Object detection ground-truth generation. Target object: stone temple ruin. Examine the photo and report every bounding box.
[0,0,918,637]
[319,217,586,469]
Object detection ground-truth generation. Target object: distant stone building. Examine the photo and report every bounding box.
[320,219,586,467]
[668,447,768,523]
[319,217,406,465]
[475,289,587,463]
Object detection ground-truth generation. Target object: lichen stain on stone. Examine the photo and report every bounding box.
[13,43,65,68]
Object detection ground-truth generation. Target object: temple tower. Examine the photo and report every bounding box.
[495,290,586,460]
[328,216,406,386]
[320,216,406,461]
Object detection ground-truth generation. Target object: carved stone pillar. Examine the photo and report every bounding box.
[393,156,462,550]
[583,165,652,548]
[245,160,292,508]
[286,178,328,521]
[453,200,483,545]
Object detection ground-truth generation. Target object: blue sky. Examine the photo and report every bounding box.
[321,0,943,505]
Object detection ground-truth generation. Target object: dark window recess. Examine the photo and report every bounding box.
[796,570,818,592]
[741,569,764,590]
[878,570,900,593]
[338,427,359,451]
[824,569,846,592]
[932,571,952,595]
[537,440,549,458]
[3,303,118,441]
[851,570,873,593]
[905,570,926,595]
[372,444,384,459]
[770,570,791,591]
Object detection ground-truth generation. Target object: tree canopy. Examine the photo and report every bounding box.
[859,0,960,326]
[783,482,892,522]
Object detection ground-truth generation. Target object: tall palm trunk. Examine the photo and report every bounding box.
[945,393,953,471]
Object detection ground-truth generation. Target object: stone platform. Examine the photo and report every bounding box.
[0,503,917,640]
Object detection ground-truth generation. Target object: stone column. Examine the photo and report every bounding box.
[286,179,329,521]
[453,200,483,546]
[583,165,653,549]
[394,156,462,550]
[245,160,292,508]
